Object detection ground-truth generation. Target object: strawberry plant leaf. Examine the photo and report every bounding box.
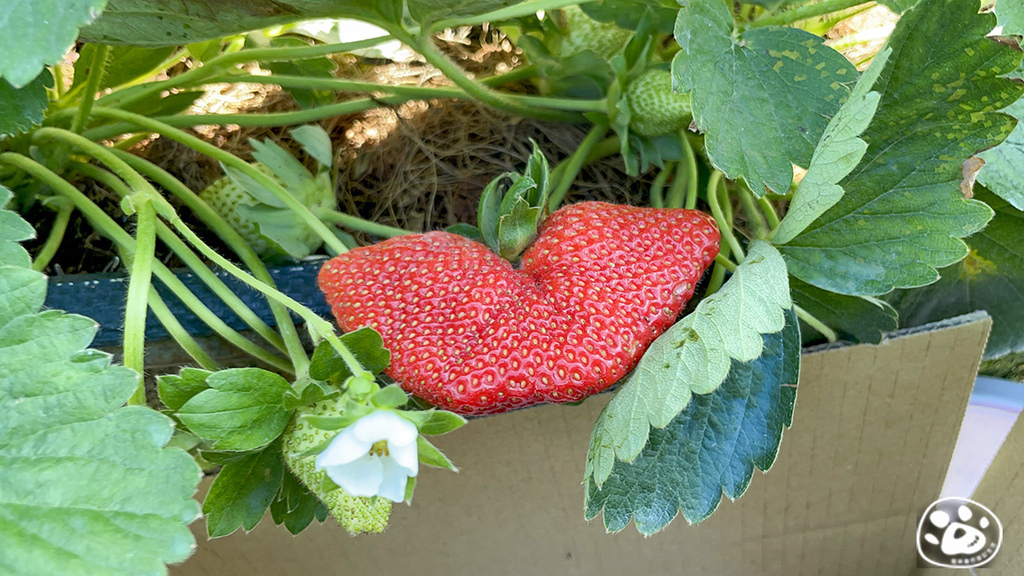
[996,0,1024,35]
[309,327,391,382]
[772,47,889,245]
[585,307,799,534]
[0,74,51,138]
[291,125,334,170]
[0,0,107,87]
[266,37,336,110]
[586,241,792,487]
[978,98,1024,211]
[877,0,918,13]
[203,445,285,538]
[673,0,856,195]
[0,187,35,269]
[888,188,1024,360]
[177,368,294,452]
[790,276,897,345]
[157,367,213,412]
[778,0,1022,296]
[270,469,328,535]
[0,197,201,575]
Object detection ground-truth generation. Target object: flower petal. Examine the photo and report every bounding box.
[323,454,384,498]
[389,442,419,477]
[352,410,418,446]
[377,458,410,502]
[315,428,372,468]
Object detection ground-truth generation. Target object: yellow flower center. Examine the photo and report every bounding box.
[369,440,390,457]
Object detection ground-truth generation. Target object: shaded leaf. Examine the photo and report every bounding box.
[585,308,800,534]
[778,0,1021,296]
[586,241,791,487]
[978,98,1024,210]
[270,469,329,535]
[203,445,284,538]
[309,327,391,382]
[157,367,212,412]
[0,74,50,138]
[72,44,176,91]
[790,276,897,345]
[673,0,856,194]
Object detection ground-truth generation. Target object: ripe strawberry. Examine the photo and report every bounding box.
[319,202,719,415]
[624,69,692,137]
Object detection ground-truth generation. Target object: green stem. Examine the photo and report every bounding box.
[746,0,871,29]
[80,109,348,256]
[52,62,65,99]
[794,303,838,343]
[142,283,220,371]
[548,123,609,211]
[738,184,769,239]
[72,161,288,355]
[705,250,734,296]
[320,210,412,238]
[98,35,392,110]
[681,134,699,210]
[71,45,110,133]
[110,149,309,372]
[112,133,152,150]
[388,25,580,123]
[31,199,74,272]
[432,0,595,30]
[706,171,744,260]
[0,152,296,374]
[481,64,537,87]
[759,196,781,230]
[649,164,672,208]
[666,161,688,210]
[124,198,157,404]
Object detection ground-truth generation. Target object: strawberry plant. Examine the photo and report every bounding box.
[1,0,1023,572]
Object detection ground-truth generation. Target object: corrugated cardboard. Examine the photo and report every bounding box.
[172,313,992,576]
[973,401,1024,575]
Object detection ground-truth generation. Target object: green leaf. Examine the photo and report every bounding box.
[120,89,203,118]
[772,47,889,245]
[790,276,897,345]
[877,0,918,14]
[888,188,1024,360]
[477,174,503,253]
[249,138,315,191]
[203,445,284,538]
[0,0,107,87]
[72,44,176,91]
[80,0,516,45]
[673,0,856,195]
[177,368,294,452]
[586,241,791,487]
[585,308,800,534]
[417,436,458,471]
[778,0,1021,296]
[370,384,409,409]
[0,74,51,138]
[291,125,334,169]
[978,98,1024,211]
[0,187,34,268]
[235,204,317,259]
[996,0,1024,35]
[309,327,391,382]
[186,39,222,63]
[399,409,467,436]
[0,197,201,575]
[270,469,328,535]
[283,378,340,411]
[157,367,212,412]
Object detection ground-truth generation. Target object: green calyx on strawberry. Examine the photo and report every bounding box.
[319,201,720,415]
[624,68,692,137]
[200,125,337,260]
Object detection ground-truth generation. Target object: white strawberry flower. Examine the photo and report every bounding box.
[315,410,419,502]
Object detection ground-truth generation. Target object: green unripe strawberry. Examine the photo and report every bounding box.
[555,5,632,60]
[200,162,334,259]
[624,69,693,137]
[281,395,392,534]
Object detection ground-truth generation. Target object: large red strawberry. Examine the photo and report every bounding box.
[318,202,720,415]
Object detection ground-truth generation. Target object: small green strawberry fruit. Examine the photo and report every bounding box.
[624,69,693,137]
[555,5,632,60]
[281,395,392,534]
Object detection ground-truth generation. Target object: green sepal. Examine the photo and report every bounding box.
[283,377,340,411]
[370,384,409,409]
[446,223,483,240]
[399,409,468,435]
[417,436,458,471]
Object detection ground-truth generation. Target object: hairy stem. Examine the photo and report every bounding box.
[681,134,699,210]
[738,184,770,239]
[111,149,309,371]
[548,123,609,211]
[666,161,688,210]
[31,198,74,272]
[142,283,220,371]
[759,196,781,230]
[794,304,838,343]
[71,45,110,133]
[649,164,672,208]
[320,210,412,238]
[124,199,157,405]
[706,171,744,260]
[705,250,735,296]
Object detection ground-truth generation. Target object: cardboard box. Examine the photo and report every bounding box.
[171,312,996,576]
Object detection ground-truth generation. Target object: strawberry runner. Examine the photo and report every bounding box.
[319,202,720,415]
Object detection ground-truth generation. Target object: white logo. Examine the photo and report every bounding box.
[917,497,1002,568]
